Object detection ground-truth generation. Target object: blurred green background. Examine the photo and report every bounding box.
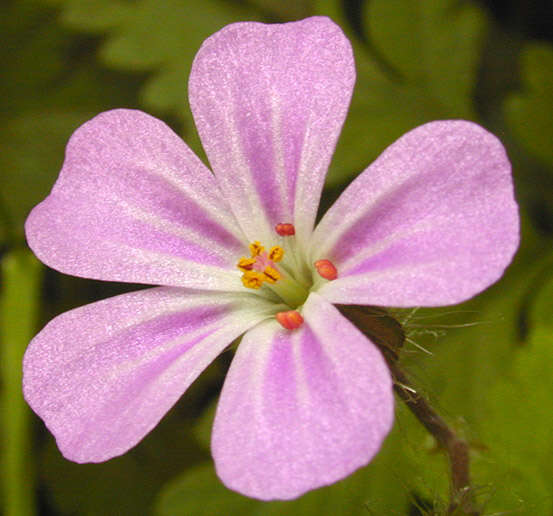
[1,0,553,514]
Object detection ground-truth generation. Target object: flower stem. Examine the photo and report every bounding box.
[1,250,42,516]
[387,362,477,515]
[339,305,479,515]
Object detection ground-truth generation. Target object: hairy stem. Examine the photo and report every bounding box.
[388,361,477,515]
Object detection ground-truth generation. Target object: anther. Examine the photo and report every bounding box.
[268,246,284,262]
[276,310,304,330]
[241,271,265,289]
[314,259,338,280]
[275,223,295,236]
[237,257,255,272]
[249,241,264,256]
[263,266,280,284]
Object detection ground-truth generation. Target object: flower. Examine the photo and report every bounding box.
[23,16,519,501]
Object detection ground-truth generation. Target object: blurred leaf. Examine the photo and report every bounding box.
[0,0,143,244]
[472,269,553,514]
[41,409,206,516]
[0,0,65,115]
[366,0,483,116]
[54,0,262,120]
[0,110,96,243]
[316,0,487,187]
[57,0,131,33]
[505,43,553,167]
[247,0,313,20]
[155,463,258,516]
[192,398,217,452]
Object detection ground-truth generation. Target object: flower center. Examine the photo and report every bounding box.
[236,239,309,309]
[236,223,340,330]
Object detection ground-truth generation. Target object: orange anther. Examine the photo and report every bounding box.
[314,259,338,280]
[276,310,304,330]
[249,241,264,256]
[263,266,280,284]
[268,246,284,262]
[237,257,255,272]
[241,270,265,289]
[275,223,295,236]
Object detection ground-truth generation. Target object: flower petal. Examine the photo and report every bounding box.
[189,16,355,245]
[212,293,394,500]
[23,287,272,463]
[25,109,246,290]
[312,120,519,306]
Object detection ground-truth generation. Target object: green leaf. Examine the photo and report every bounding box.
[315,0,487,187]
[54,0,263,120]
[41,409,206,516]
[505,43,553,167]
[0,0,141,244]
[155,463,258,516]
[366,0,483,116]
[0,110,97,243]
[0,1,64,115]
[58,0,132,33]
[247,0,313,20]
[472,270,553,514]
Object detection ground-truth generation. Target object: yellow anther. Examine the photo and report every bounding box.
[241,270,265,289]
[263,266,280,284]
[237,257,255,272]
[249,241,264,257]
[268,246,284,262]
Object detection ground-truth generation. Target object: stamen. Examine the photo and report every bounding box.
[237,257,255,272]
[314,259,338,280]
[276,310,304,330]
[236,240,307,306]
[263,266,280,283]
[249,241,264,256]
[241,270,265,289]
[275,223,295,236]
[268,246,284,262]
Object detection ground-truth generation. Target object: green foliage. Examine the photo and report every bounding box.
[0,0,138,244]
[0,111,94,243]
[155,464,258,516]
[41,411,207,516]
[49,0,264,157]
[472,268,553,514]
[505,42,553,167]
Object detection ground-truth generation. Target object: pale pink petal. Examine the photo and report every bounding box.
[212,293,394,500]
[23,287,272,463]
[25,109,246,291]
[312,120,519,306]
[189,17,355,245]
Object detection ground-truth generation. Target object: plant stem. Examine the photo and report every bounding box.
[1,250,42,516]
[387,361,477,515]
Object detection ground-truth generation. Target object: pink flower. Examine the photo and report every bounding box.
[23,17,519,500]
